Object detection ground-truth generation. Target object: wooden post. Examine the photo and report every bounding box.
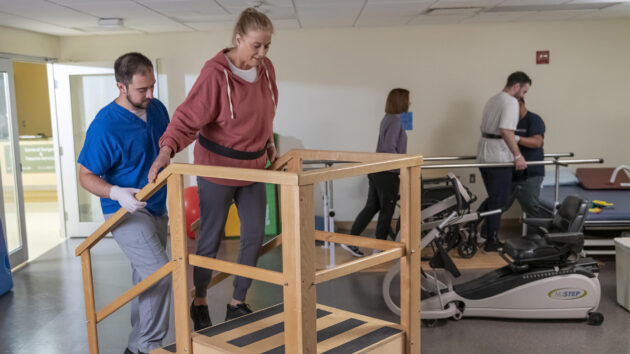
[168,174,193,354]
[399,166,421,353]
[81,251,99,354]
[280,183,316,353]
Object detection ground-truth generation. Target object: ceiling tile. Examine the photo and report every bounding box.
[500,0,568,5]
[361,1,432,17]
[518,9,597,21]
[0,10,81,35]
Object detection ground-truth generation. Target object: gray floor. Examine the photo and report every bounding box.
[1,232,629,354]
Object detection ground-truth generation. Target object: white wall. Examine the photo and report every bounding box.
[59,19,630,220]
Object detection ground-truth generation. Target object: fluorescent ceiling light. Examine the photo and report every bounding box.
[97,18,124,28]
[427,7,482,15]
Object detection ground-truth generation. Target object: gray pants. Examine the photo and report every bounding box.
[507,175,545,217]
[106,209,171,353]
[195,177,266,301]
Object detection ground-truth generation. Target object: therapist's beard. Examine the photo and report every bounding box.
[126,93,149,110]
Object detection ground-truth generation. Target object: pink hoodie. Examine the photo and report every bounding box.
[159,49,278,186]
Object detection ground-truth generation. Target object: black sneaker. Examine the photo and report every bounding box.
[190,301,212,331]
[225,303,253,321]
[341,244,364,257]
[124,349,146,354]
[484,241,504,252]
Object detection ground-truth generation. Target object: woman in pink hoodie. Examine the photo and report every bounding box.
[147,7,278,331]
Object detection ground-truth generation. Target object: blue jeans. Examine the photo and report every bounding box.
[478,167,513,244]
[506,175,544,218]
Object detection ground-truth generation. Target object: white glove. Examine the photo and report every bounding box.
[109,185,146,213]
[515,135,521,142]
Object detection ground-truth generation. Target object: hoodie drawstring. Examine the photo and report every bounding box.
[223,69,235,119]
[263,64,276,114]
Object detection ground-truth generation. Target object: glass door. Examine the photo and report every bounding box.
[51,63,116,237]
[0,58,28,266]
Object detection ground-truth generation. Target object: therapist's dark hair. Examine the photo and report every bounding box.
[506,71,531,88]
[385,88,410,114]
[114,52,153,86]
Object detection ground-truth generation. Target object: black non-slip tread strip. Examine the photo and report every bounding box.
[322,326,402,354]
[199,303,285,337]
[163,343,176,353]
[228,309,332,347]
[262,318,367,354]
[162,303,286,352]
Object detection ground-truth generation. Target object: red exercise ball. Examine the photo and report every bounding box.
[184,186,200,239]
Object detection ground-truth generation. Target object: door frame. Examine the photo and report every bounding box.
[0,58,29,267]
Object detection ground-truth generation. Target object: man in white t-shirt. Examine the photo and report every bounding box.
[477,71,531,251]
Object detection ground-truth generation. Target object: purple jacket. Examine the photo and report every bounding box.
[376,114,407,154]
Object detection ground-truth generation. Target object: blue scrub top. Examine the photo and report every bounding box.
[515,111,545,178]
[78,99,169,216]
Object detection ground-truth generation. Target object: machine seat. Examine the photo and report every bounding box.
[503,236,562,261]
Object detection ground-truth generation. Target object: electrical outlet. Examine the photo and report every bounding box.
[469,173,475,183]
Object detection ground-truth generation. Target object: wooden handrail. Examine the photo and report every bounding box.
[298,155,424,185]
[268,150,296,171]
[289,149,416,163]
[75,164,174,257]
[169,163,298,185]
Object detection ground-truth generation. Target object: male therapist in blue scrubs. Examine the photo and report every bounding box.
[77,52,171,354]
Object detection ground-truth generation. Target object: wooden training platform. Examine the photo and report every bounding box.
[152,303,403,354]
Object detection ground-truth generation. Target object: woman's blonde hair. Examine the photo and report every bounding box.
[233,7,274,46]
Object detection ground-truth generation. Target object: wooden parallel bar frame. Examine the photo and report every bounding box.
[80,251,99,354]
[168,174,193,354]
[314,230,403,251]
[189,254,284,285]
[399,166,422,353]
[315,247,404,284]
[96,261,175,322]
[74,149,422,354]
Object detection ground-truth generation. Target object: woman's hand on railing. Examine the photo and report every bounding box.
[148,146,173,183]
[267,145,279,163]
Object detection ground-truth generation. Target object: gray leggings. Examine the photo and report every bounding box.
[194,177,266,301]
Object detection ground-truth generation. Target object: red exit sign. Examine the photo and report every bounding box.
[536,50,550,64]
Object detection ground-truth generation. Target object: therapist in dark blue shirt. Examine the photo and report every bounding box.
[506,97,545,218]
[77,52,171,354]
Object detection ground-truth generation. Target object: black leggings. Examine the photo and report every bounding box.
[350,172,399,240]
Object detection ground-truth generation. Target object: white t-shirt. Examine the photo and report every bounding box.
[476,91,519,163]
[132,108,147,122]
[225,54,257,83]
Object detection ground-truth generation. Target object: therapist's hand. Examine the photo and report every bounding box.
[148,146,172,183]
[110,186,146,213]
[514,155,527,171]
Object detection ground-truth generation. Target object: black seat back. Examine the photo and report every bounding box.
[551,195,588,233]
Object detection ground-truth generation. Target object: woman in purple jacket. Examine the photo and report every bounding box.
[342,88,409,257]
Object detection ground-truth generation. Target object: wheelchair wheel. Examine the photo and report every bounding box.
[457,236,478,259]
[382,261,401,316]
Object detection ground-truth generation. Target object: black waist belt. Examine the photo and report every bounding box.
[482,132,502,139]
[198,135,265,160]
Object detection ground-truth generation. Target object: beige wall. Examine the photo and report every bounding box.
[59,19,630,220]
[0,25,59,58]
